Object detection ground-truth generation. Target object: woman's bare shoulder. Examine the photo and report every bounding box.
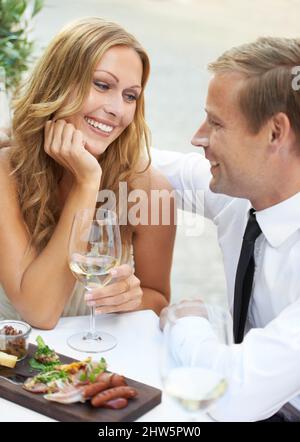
[0,147,14,182]
[0,146,10,163]
[0,147,19,193]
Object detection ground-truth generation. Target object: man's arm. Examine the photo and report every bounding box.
[151,148,232,220]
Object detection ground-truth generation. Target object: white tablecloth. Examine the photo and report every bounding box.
[0,310,211,422]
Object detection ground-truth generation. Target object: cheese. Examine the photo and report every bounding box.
[0,351,17,368]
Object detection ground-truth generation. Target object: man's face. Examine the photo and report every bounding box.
[192,73,271,203]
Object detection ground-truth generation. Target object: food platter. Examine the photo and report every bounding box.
[0,344,162,422]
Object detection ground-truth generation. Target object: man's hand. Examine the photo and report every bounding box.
[159,299,207,331]
[159,305,169,331]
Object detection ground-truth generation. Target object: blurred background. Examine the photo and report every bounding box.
[5,0,300,305]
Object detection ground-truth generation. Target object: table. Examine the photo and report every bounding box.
[0,310,212,422]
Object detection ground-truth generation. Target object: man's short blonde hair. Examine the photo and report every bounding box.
[208,37,300,138]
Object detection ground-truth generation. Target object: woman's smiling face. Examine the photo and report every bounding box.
[67,45,143,158]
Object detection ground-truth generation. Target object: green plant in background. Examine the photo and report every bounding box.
[0,0,44,92]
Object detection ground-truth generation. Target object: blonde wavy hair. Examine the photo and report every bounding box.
[10,17,151,255]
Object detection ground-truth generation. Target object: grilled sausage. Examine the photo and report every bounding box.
[82,373,127,399]
[91,386,138,407]
[96,372,127,387]
[82,380,111,399]
[96,372,112,383]
[110,374,127,387]
[103,398,128,409]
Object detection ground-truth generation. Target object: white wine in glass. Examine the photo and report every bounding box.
[70,253,118,288]
[164,366,227,413]
[68,208,122,352]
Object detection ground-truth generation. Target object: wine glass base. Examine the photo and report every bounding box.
[67,331,117,353]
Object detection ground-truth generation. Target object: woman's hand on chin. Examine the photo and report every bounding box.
[84,264,143,314]
[44,119,102,187]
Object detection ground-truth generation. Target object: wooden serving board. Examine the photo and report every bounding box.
[0,344,161,422]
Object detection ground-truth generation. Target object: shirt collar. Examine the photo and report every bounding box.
[255,192,300,248]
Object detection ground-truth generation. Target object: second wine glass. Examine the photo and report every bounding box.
[161,300,233,421]
[68,208,122,352]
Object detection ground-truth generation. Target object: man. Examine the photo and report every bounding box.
[153,37,300,421]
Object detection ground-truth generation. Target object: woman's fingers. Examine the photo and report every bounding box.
[43,119,101,185]
[85,266,135,301]
[72,128,85,151]
[44,119,65,159]
[85,266,143,313]
[50,119,66,155]
[61,122,76,155]
[44,119,80,169]
[86,274,135,301]
[91,284,142,307]
[44,120,54,154]
[110,264,132,281]
[95,296,142,314]
[45,120,75,155]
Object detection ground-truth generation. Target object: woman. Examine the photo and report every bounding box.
[0,17,176,328]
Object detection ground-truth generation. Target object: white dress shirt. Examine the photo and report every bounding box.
[152,148,300,421]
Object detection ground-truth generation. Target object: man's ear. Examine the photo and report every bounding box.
[269,112,291,147]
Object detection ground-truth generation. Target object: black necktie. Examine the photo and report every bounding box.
[233,209,262,344]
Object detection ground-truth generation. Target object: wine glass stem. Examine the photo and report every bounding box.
[89,305,96,339]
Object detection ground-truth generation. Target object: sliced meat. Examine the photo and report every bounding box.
[35,353,59,364]
[23,380,49,394]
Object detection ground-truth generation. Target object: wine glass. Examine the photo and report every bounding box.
[67,208,122,352]
[161,300,233,421]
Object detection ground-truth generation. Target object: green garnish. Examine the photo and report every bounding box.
[29,358,60,371]
[36,336,46,350]
[28,337,108,388]
[29,335,60,372]
[29,358,49,371]
[79,372,87,382]
[87,357,107,382]
[89,372,96,383]
[35,335,58,358]
[35,369,69,384]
